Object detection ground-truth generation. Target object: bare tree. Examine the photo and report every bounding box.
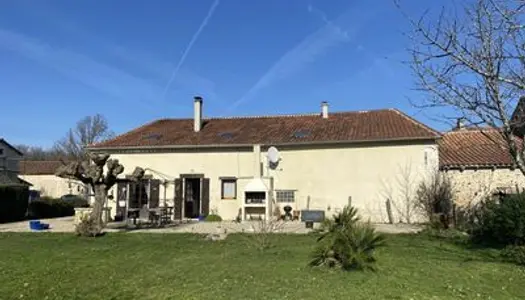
[415,170,454,228]
[54,114,114,160]
[55,153,144,229]
[16,144,64,161]
[380,163,419,224]
[399,0,525,175]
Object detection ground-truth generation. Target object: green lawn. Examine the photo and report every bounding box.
[0,233,523,300]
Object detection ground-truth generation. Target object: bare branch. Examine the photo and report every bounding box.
[399,0,525,176]
[54,114,114,160]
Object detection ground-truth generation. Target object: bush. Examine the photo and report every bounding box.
[27,196,88,219]
[501,245,525,266]
[471,193,525,246]
[61,195,89,208]
[75,214,103,237]
[0,186,29,223]
[310,206,385,271]
[204,214,222,222]
[415,172,453,229]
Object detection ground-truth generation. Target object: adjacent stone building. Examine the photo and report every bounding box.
[439,128,525,206]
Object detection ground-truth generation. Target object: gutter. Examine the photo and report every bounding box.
[440,164,515,171]
[87,135,440,153]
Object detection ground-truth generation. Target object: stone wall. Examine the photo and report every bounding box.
[443,168,525,206]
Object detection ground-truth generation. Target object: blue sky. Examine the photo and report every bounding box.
[0,0,455,147]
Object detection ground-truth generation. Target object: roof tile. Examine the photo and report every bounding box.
[90,109,440,149]
[439,128,519,168]
[19,161,65,175]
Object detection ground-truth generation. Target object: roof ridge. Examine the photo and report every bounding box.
[443,127,501,135]
[206,113,319,120]
[389,109,442,137]
[170,108,396,121]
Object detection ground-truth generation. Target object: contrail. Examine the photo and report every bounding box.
[162,0,220,99]
[225,6,367,113]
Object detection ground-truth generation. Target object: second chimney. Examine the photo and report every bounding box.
[455,117,465,130]
[321,101,329,119]
[194,96,203,132]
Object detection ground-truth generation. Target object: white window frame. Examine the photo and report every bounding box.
[221,178,237,200]
[276,190,295,203]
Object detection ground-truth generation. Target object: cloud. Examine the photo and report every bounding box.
[0,28,163,110]
[11,0,217,101]
[227,4,377,112]
[109,45,217,98]
[307,4,347,36]
[162,0,220,99]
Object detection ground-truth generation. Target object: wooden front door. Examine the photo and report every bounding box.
[201,178,210,216]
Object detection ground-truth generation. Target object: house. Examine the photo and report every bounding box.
[88,97,440,223]
[0,138,29,187]
[18,160,87,199]
[440,127,525,206]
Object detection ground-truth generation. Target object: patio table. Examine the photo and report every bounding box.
[148,207,174,225]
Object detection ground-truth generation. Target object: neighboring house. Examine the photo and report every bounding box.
[439,127,525,206]
[0,138,29,187]
[19,161,87,199]
[88,97,440,223]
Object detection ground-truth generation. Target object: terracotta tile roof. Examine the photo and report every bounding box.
[89,109,440,149]
[19,161,66,175]
[439,128,519,168]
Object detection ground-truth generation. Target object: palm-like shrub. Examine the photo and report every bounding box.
[317,205,360,241]
[310,205,385,271]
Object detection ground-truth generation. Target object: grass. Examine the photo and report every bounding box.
[0,233,524,300]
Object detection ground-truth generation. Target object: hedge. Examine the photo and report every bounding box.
[27,197,89,219]
[0,186,29,223]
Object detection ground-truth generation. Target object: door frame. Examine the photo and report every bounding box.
[179,174,204,219]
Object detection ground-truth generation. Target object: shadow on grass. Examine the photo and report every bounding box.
[105,221,187,232]
[402,230,504,264]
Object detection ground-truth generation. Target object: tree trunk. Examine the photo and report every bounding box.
[91,185,107,228]
[386,199,394,224]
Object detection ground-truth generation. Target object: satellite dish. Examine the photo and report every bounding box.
[267,146,280,165]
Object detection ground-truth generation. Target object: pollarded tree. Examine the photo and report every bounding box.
[55,153,144,228]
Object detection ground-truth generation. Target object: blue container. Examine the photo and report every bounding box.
[29,220,49,231]
[29,220,41,230]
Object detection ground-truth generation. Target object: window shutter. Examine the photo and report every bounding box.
[201,178,210,216]
[128,182,138,209]
[149,179,160,208]
[174,179,183,219]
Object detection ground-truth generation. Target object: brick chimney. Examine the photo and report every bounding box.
[321,101,329,119]
[194,96,203,132]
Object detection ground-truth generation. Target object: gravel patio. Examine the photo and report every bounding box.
[0,216,422,234]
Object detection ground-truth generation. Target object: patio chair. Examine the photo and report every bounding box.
[139,206,150,225]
